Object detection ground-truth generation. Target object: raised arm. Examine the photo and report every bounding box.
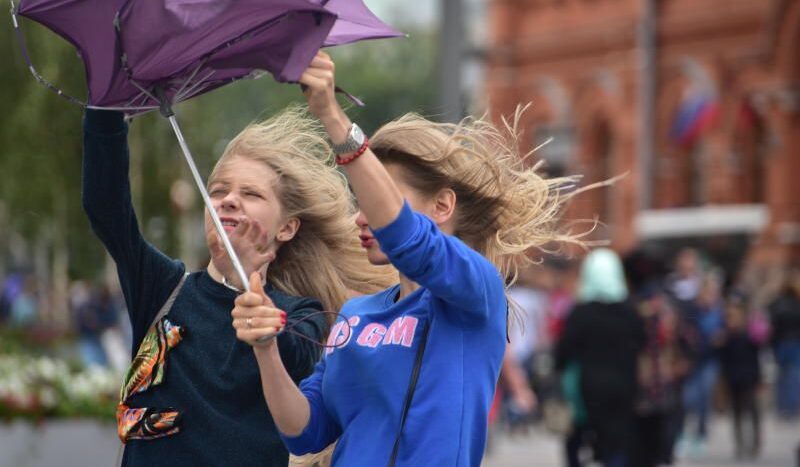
[298,53,505,320]
[298,54,403,230]
[82,109,184,346]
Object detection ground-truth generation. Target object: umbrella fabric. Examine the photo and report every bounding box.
[16,0,134,108]
[16,0,401,112]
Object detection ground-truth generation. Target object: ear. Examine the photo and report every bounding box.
[276,217,301,242]
[430,188,456,226]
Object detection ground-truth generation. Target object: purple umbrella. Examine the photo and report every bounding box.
[11,0,401,289]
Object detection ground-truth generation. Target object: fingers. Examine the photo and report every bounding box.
[298,71,329,92]
[248,271,276,306]
[247,219,261,244]
[249,271,264,297]
[233,216,251,238]
[231,302,286,321]
[303,67,334,85]
[233,316,285,330]
[234,290,266,308]
[309,54,334,71]
[231,281,288,346]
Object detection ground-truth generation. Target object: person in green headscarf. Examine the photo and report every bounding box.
[555,248,645,467]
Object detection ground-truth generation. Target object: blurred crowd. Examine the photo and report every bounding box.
[493,248,800,467]
[0,272,130,372]
[3,246,800,466]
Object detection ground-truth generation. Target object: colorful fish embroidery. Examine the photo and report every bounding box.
[116,317,184,443]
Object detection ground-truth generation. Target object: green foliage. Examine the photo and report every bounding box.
[1,16,436,280]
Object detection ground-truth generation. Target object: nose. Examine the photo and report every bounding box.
[355,210,368,229]
[219,192,240,212]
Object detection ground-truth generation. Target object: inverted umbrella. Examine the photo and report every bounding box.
[12,0,401,289]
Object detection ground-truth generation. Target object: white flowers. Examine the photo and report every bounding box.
[0,354,121,420]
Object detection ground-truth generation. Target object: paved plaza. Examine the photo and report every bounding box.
[483,415,799,467]
[1,415,796,466]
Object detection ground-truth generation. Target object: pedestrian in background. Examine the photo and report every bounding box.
[677,273,724,454]
[718,297,762,459]
[556,249,645,467]
[768,270,800,420]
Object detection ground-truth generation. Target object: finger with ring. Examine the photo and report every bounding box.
[246,317,253,329]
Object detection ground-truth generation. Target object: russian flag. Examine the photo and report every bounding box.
[669,95,720,147]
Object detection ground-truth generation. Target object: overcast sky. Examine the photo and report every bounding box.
[364,0,438,27]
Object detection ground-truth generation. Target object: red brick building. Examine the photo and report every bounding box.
[487,0,800,279]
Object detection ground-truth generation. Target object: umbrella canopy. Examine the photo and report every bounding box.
[15,0,401,112]
[12,0,400,298]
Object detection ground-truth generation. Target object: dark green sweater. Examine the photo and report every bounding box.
[82,109,327,467]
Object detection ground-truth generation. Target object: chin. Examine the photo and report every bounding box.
[367,250,390,266]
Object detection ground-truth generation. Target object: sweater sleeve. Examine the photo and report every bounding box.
[275,296,329,383]
[371,201,505,323]
[279,359,342,455]
[82,109,184,349]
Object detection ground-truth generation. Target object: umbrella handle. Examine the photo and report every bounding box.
[167,114,250,290]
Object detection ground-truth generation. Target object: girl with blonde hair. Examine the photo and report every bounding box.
[232,52,583,466]
[82,105,391,467]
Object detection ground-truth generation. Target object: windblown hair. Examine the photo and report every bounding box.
[370,105,600,287]
[209,106,396,312]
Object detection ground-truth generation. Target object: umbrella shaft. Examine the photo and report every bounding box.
[168,115,249,290]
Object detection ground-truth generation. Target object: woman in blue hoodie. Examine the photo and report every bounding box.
[231,52,585,467]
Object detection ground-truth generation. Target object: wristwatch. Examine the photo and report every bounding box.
[331,123,366,155]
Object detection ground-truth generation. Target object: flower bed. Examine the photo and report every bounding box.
[0,329,120,422]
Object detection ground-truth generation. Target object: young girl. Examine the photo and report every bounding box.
[82,106,392,467]
[232,52,582,466]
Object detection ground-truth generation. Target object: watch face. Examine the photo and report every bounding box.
[351,124,365,144]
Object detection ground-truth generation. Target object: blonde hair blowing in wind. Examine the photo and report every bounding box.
[209,106,395,313]
[370,104,604,288]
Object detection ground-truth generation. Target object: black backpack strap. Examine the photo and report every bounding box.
[387,321,430,467]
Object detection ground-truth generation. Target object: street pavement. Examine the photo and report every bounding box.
[1,415,796,466]
[482,415,799,467]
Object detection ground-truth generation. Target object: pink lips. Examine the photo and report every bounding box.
[359,234,375,248]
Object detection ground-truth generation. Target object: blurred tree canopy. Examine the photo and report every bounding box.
[0,18,436,285]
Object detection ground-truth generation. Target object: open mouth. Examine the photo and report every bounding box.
[220,217,240,231]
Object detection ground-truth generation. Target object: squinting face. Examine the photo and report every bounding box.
[205,156,287,259]
[356,163,436,266]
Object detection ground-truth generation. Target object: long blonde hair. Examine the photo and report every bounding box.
[370,105,596,287]
[209,106,395,312]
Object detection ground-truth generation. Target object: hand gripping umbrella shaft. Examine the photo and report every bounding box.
[168,115,249,290]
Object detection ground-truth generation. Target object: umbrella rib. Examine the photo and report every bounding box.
[86,105,158,112]
[128,79,160,103]
[10,1,88,108]
[175,70,216,102]
[173,58,209,102]
[124,89,150,108]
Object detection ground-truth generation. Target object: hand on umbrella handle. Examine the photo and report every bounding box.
[231,272,285,347]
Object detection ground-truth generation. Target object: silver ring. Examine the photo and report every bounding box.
[246,317,253,329]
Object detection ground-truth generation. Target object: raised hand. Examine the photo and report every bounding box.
[208,217,276,290]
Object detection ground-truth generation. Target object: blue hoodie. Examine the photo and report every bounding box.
[281,202,507,466]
